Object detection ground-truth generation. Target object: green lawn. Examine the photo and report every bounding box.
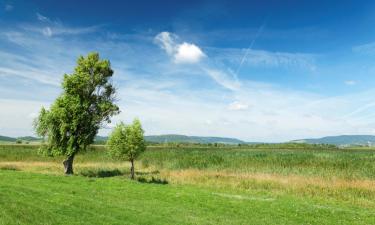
[0,170,374,225]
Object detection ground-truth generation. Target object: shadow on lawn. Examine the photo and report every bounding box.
[80,169,124,178]
[0,165,19,171]
[136,176,168,185]
[79,169,161,178]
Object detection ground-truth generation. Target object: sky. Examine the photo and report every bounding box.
[1,0,375,142]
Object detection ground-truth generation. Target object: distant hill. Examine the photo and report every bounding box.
[18,136,42,141]
[94,134,245,144]
[292,135,375,145]
[0,135,42,142]
[0,135,16,142]
[145,134,244,144]
[4,134,375,146]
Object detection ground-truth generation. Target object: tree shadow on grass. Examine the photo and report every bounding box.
[79,169,161,178]
[0,166,19,171]
[135,170,160,176]
[80,169,124,178]
[136,176,168,185]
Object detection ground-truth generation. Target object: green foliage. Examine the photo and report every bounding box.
[107,119,146,162]
[15,139,22,144]
[34,52,119,158]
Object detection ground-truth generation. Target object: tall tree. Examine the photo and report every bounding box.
[107,119,146,179]
[34,52,120,174]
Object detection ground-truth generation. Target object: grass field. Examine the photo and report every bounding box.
[0,144,374,224]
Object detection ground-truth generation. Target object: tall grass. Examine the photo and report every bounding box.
[140,147,375,179]
[1,144,374,179]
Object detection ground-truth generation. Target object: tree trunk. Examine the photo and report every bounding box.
[63,154,75,175]
[130,159,135,180]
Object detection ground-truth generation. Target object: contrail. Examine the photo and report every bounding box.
[235,22,267,75]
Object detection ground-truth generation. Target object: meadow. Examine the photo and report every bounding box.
[0,144,374,224]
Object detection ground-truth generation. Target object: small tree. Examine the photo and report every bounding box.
[34,52,119,174]
[107,119,146,179]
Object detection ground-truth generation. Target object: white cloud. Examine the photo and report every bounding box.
[345,80,356,86]
[42,27,53,37]
[154,31,205,64]
[36,13,51,23]
[228,101,249,110]
[174,42,205,64]
[154,31,237,91]
[22,24,99,37]
[203,68,241,91]
[5,4,13,11]
[25,13,99,37]
[154,31,176,55]
[3,26,375,142]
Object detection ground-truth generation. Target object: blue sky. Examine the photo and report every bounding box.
[1,0,375,142]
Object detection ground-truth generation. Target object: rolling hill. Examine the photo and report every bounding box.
[0,135,16,142]
[0,135,42,142]
[145,134,244,144]
[96,134,245,144]
[292,135,375,145]
[2,134,244,144]
[4,134,375,146]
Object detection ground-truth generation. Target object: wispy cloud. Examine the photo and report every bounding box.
[18,13,101,37]
[352,42,375,54]
[1,21,375,141]
[208,47,316,71]
[36,13,51,22]
[4,4,13,11]
[154,31,239,91]
[228,101,249,110]
[203,68,241,91]
[235,22,266,75]
[345,80,357,86]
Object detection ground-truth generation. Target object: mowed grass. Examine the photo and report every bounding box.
[0,170,374,225]
[0,144,375,224]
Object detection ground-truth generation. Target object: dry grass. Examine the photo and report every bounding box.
[0,161,130,175]
[161,169,375,191]
[159,169,375,208]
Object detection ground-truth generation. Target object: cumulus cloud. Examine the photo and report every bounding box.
[175,42,205,64]
[154,31,238,91]
[154,31,205,64]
